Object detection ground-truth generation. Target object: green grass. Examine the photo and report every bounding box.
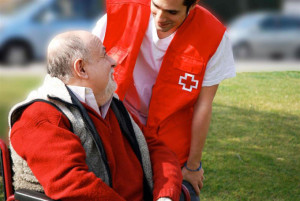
[0,72,299,200]
[202,72,300,201]
[0,76,43,141]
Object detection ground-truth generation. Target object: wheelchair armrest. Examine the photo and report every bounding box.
[14,189,57,201]
[181,183,191,201]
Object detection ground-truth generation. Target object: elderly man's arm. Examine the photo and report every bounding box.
[10,102,125,201]
[182,84,219,195]
[146,133,182,201]
[132,116,182,201]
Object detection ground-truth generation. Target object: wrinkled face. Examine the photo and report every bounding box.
[151,0,188,38]
[85,38,117,105]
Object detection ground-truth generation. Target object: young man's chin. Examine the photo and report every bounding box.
[156,26,169,32]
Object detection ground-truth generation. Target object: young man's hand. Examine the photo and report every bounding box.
[182,167,204,195]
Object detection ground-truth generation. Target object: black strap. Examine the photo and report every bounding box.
[110,98,143,162]
[110,98,153,201]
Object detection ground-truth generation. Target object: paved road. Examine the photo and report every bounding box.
[0,60,299,77]
[235,60,300,72]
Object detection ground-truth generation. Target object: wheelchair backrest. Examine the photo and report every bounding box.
[0,139,13,201]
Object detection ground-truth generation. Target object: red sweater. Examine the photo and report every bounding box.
[10,102,182,201]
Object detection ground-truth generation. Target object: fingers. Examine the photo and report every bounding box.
[198,179,203,191]
[199,169,204,190]
[191,182,200,195]
[191,176,204,195]
[195,170,204,193]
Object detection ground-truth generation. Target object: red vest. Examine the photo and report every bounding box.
[104,0,226,165]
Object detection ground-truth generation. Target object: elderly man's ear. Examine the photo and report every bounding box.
[73,59,89,79]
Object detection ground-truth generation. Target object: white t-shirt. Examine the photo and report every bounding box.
[92,14,236,124]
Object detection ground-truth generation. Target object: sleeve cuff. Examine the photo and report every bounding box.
[153,188,181,201]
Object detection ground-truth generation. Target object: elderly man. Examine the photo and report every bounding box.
[8,30,182,201]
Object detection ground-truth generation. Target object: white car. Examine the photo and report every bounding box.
[228,12,300,60]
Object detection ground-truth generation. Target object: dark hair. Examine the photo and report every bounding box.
[183,0,197,13]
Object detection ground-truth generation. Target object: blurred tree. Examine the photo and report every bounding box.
[199,0,282,23]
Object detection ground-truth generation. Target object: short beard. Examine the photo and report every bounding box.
[98,77,117,106]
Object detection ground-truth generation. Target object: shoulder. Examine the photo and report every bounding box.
[194,5,222,22]
[202,31,236,86]
[193,5,226,30]
[10,101,73,155]
[13,101,70,130]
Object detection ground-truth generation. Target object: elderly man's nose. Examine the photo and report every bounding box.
[108,55,117,68]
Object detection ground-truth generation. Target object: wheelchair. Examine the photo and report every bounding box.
[0,139,190,201]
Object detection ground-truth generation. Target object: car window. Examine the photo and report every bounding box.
[35,0,102,22]
[73,0,103,19]
[260,15,300,31]
[49,0,79,20]
[229,15,264,29]
[260,16,279,30]
[280,16,300,30]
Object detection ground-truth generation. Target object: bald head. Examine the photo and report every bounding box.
[47,30,101,83]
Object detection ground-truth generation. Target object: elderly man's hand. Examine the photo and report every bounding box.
[182,166,204,195]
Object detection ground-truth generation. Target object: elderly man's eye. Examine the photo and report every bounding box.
[101,52,107,58]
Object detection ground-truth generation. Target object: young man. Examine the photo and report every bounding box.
[93,0,236,199]
[9,30,182,201]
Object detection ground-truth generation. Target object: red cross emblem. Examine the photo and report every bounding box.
[178,73,199,92]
